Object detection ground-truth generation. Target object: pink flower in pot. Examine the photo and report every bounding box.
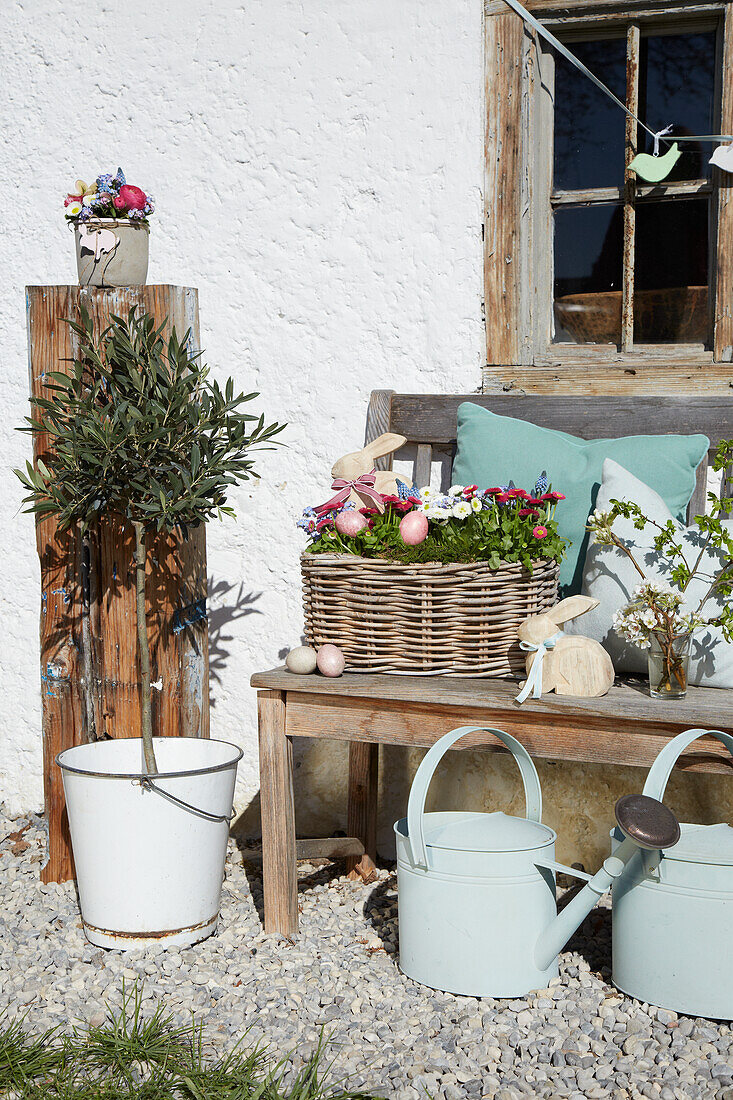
[117,184,148,212]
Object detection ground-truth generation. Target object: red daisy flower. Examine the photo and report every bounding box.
[532,525,548,539]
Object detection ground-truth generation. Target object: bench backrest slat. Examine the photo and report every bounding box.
[365,391,733,518]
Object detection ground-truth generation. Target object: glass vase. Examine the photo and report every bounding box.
[647,631,692,700]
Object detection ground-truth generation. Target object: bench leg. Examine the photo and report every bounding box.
[346,741,379,883]
[257,690,298,936]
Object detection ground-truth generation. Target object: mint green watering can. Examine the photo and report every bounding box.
[612,728,733,1019]
[394,726,679,998]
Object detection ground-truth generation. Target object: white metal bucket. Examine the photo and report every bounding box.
[394,725,559,997]
[57,737,242,950]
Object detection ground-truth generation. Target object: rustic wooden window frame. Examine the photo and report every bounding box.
[483,0,733,394]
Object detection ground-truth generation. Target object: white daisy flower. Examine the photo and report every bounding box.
[419,486,434,500]
[471,497,482,513]
[448,485,464,497]
[452,501,472,519]
[66,201,83,217]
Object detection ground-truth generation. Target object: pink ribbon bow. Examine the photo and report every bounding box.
[315,469,385,515]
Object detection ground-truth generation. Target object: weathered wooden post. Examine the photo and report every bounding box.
[26,286,209,883]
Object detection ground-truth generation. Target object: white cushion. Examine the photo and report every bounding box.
[566,458,733,688]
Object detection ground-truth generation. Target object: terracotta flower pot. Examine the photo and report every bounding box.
[74,218,149,288]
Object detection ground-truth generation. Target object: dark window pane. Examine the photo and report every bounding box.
[554,39,627,191]
[553,205,623,344]
[633,198,709,343]
[638,33,716,181]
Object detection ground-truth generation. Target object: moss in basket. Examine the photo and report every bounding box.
[304,489,568,570]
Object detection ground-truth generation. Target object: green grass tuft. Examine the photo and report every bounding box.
[0,983,382,1100]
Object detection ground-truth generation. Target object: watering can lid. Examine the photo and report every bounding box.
[421,811,554,853]
[665,822,733,865]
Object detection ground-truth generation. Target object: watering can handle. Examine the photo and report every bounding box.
[406,726,542,869]
[643,728,733,802]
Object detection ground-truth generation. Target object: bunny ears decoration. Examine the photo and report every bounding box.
[516,596,615,703]
[315,432,407,514]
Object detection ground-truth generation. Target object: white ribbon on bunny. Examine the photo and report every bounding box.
[516,631,564,704]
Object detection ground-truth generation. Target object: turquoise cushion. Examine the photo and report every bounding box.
[451,402,709,593]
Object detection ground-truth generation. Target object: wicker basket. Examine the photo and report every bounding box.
[301,553,560,677]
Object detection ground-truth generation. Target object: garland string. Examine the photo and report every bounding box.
[499,0,733,145]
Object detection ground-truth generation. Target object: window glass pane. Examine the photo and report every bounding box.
[633,198,709,343]
[638,33,716,181]
[553,39,627,192]
[553,205,623,344]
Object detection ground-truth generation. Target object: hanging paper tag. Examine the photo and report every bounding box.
[710,144,733,174]
[628,142,681,183]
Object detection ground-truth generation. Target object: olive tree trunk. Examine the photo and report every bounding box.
[133,521,158,774]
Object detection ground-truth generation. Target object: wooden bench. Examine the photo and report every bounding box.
[251,391,733,936]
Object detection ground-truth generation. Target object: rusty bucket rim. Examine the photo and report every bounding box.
[55,736,243,781]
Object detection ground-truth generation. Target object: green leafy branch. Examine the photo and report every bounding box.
[587,438,733,644]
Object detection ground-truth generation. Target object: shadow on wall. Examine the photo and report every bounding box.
[235,738,733,872]
[208,578,262,710]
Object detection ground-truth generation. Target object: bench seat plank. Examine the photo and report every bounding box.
[251,667,733,735]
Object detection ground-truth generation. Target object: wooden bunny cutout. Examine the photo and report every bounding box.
[331,432,407,509]
[517,596,614,702]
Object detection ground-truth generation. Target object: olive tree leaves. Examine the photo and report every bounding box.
[16,306,284,535]
[15,306,284,773]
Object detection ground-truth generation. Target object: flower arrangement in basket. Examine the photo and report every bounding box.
[64,167,155,288]
[298,461,567,677]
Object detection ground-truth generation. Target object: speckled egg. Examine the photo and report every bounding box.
[335,510,368,537]
[316,643,346,677]
[285,645,318,674]
[399,510,429,546]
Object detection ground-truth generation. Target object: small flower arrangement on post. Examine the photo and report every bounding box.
[299,481,567,569]
[64,168,155,288]
[588,439,733,699]
[64,168,155,222]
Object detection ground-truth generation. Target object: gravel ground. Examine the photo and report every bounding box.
[1,811,733,1100]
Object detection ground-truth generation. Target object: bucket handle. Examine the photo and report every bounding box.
[643,728,733,803]
[137,777,234,824]
[406,726,542,869]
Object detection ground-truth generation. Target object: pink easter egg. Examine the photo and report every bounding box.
[399,511,429,546]
[335,510,368,537]
[317,643,346,677]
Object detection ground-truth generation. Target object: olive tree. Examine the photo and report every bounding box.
[16,307,283,773]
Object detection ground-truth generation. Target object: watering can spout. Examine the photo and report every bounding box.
[534,794,680,973]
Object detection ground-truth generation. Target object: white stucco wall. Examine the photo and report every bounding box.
[0,0,484,824]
